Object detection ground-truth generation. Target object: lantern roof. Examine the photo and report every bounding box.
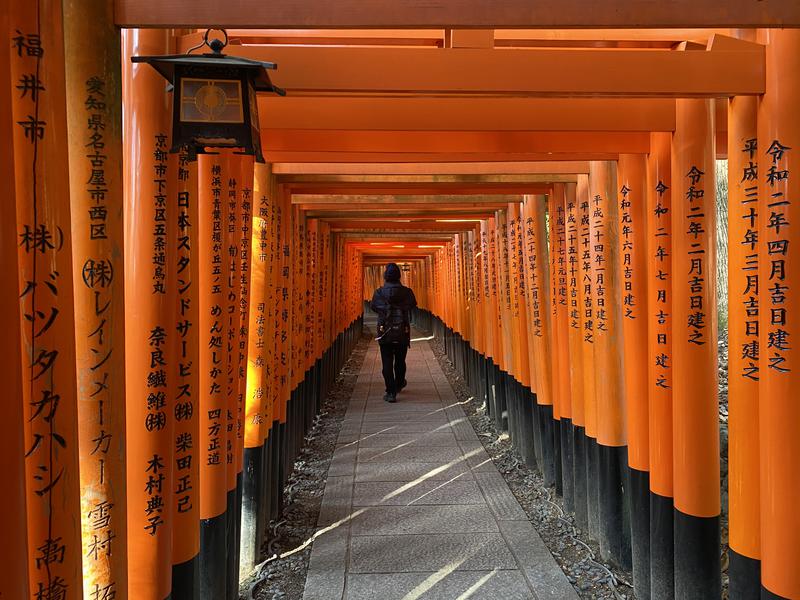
[132,51,286,96]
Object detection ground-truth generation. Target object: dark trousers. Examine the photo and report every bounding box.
[379,343,408,394]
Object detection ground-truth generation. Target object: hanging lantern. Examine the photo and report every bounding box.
[132,29,284,162]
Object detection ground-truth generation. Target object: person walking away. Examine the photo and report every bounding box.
[370,263,417,402]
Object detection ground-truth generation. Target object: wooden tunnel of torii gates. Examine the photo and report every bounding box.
[1,1,799,599]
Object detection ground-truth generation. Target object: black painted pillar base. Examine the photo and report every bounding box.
[560,418,575,513]
[650,491,674,600]
[505,375,519,451]
[553,418,563,496]
[518,387,537,469]
[674,509,720,599]
[200,512,227,599]
[572,426,588,531]
[598,444,632,570]
[629,467,651,600]
[540,404,556,487]
[729,550,760,600]
[225,482,239,600]
[172,554,199,600]
[586,436,600,540]
[531,400,544,472]
[240,445,265,574]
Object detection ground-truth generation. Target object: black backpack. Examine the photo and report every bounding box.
[376,289,410,345]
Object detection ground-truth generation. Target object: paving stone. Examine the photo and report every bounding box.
[349,532,517,573]
[457,440,496,472]
[303,527,349,600]
[317,475,354,527]
[328,445,357,477]
[349,504,499,536]
[345,571,534,600]
[354,432,459,448]
[355,460,472,483]
[352,478,485,506]
[358,421,453,434]
[499,520,580,599]
[357,445,463,464]
[474,471,528,521]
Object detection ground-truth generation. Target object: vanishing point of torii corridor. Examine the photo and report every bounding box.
[1,1,799,599]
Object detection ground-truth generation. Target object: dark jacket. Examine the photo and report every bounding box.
[370,281,418,346]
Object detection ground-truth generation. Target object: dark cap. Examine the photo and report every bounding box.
[384,262,401,282]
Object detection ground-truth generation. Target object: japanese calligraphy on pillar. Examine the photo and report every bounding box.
[685,166,709,346]
[580,196,594,343]
[738,139,760,380]
[173,150,198,529]
[620,185,636,319]
[567,197,580,329]
[591,194,609,334]
[525,210,543,337]
[207,159,224,470]
[76,73,126,600]
[226,166,239,472]
[653,179,672,389]
[11,10,83,598]
[142,133,171,540]
[763,140,792,373]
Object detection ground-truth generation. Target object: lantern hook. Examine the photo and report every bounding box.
[185,28,229,55]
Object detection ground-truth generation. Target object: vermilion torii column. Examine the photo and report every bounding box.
[566,182,588,529]
[552,183,574,509]
[757,28,800,600]
[123,28,175,600]
[523,195,556,486]
[547,190,566,494]
[671,98,720,599]
[65,1,129,598]
[577,174,601,541]
[617,153,650,598]
[646,131,675,600]
[11,2,84,598]
[728,77,761,598]
[589,160,631,570]
[0,5,29,595]
[170,150,200,598]
[241,163,272,575]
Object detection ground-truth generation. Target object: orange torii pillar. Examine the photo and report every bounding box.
[506,203,533,465]
[671,98,720,598]
[757,29,800,600]
[727,80,761,598]
[170,150,200,597]
[511,203,537,469]
[123,29,175,600]
[566,183,589,530]
[617,154,651,598]
[480,220,500,424]
[589,160,631,570]
[10,3,84,598]
[66,2,129,598]
[523,195,557,486]
[578,176,601,541]
[551,184,574,507]
[645,131,675,600]
[0,6,29,596]
[197,151,231,598]
[494,210,512,431]
[485,219,502,429]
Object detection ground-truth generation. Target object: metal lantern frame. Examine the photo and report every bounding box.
[131,29,285,162]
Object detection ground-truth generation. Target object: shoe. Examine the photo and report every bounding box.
[383,392,396,403]
[397,380,408,392]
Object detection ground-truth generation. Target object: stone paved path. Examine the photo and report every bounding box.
[303,332,579,600]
